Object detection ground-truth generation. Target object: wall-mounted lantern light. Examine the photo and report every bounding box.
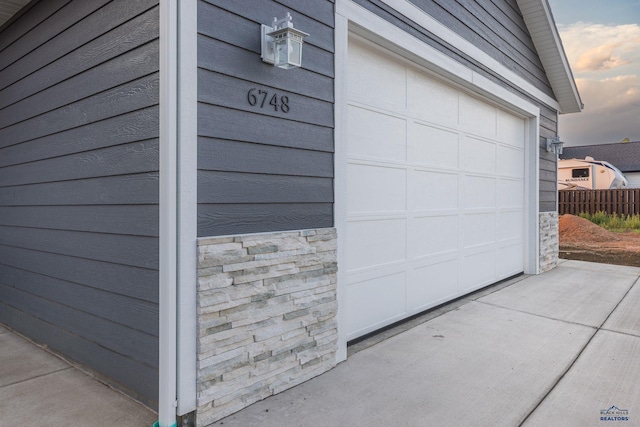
[546,136,564,155]
[261,13,309,69]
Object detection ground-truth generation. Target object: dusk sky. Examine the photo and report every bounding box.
[547,0,640,146]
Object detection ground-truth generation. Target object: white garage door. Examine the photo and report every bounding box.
[344,37,526,340]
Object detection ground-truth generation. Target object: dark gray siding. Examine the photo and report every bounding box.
[409,0,554,97]
[539,107,558,211]
[0,0,159,407]
[353,0,559,211]
[197,0,335,237]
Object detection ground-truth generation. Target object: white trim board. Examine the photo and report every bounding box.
[159,0,178,425]
[334,12,350,363]
[176,0,198,416]
[334,0,541,361]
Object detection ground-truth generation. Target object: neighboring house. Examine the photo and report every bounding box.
[561,141,640,188]
[0,1,581,426]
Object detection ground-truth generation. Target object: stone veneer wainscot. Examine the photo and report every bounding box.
[539,212,559,272]
[195,228,338,425]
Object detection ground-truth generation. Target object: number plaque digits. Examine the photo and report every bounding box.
[246,88,290,113]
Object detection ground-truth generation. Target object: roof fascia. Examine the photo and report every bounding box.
[0,0,32,31]
[516,0,583,114]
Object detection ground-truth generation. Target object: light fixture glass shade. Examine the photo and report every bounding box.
[546,136,564,155]
[271,27,307,69]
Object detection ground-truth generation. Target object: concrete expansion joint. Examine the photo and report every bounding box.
[475,300,599,330]
[2,366,73,389]
[599,327,640,340]
[517,274,640,426]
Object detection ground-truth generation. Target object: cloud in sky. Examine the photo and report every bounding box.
[558,22,640,145]
[574,43,629,73]
[560,23,640,76]
[560,75,640,144]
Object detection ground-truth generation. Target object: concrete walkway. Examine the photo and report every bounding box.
[211,260,640,427]
[3,260,639,426]
[0,324,156,426]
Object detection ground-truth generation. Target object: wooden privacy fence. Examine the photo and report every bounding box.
[558,189,640,216]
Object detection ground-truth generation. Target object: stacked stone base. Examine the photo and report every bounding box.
[195,228,338,426]
[539,212,559,272]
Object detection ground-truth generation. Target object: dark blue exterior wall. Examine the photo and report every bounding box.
[196,0,336,237]
[0,0,160,407]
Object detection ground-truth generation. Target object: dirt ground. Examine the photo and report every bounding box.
[559,214,640,268]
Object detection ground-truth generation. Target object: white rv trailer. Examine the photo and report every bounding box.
[558,157,628,190]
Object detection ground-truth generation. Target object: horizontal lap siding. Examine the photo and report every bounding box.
[0,0,159,407]
[411,0,552,96]
[354,0,558,211]
[539,106,558,211]
[197,0,335,237]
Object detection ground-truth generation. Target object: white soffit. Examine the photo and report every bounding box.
[0,0,30,28]
[517,0,583,114]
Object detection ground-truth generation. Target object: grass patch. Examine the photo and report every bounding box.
[578,212,640,233]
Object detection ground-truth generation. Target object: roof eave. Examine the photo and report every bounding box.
[516,0,583,114]
[0,0,32,30]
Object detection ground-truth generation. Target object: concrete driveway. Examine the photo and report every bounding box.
[212,260,640,427]
[0,325,156,426]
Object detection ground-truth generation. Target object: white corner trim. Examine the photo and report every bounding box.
[159,0,178,425]
[334,12,349,364]
[524,116,541,275]
[338,0,560,111]
[176,0,198,416]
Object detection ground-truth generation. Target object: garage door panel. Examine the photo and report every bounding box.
[498,109,525,148]
[463,175,496,209]
[460,136,496,174]
[497,243,524,277]
[407,69,459,127]
[409,215,458,258]
[348,39,406,109]
[498,179,524,208]
[459,92,497,139]
[348,163,407,213]
[347,105,407,161]
[410,170,458,211]
[498,145,525,178]
[497,211,524,241]
[347,219,407,272]
[407,259,459,311]
[346,271,407,340]
[460,250,497,292]
[463,213,496,248]
[409,122,459,169]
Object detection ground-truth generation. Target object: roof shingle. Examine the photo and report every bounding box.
[561,141,640,173]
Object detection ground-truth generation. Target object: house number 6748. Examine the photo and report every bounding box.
[247,88,290,113]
